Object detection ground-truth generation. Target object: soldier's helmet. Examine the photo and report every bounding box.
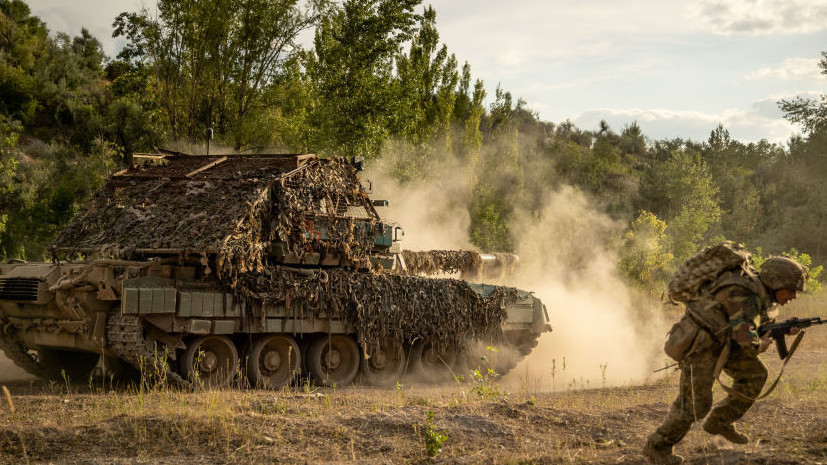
[759,257,808,292]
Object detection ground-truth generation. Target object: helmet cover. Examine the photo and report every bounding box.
[759,256,808,292]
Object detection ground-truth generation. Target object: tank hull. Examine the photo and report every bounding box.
[0,260,550,387]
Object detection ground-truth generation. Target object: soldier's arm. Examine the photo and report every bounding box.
[714,284,761,351]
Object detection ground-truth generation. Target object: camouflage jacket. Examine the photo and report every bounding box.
[685,269,775,356]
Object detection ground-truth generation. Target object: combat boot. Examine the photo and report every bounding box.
[703,422,749,444]
[642,439,684,465]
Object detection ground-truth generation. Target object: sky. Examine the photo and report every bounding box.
[25,0,827,144]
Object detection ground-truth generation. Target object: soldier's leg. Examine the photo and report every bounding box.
[704,344,767,428]
[646,349,718,449]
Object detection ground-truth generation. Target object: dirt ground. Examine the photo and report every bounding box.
[0,304,825,464]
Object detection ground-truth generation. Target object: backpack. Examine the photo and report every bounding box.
[666,241,754,303]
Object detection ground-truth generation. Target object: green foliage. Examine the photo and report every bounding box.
[304,0,421,159]
[779,53,827,135]
[393,6,458,148]
[469,347,505,400]
[0,0,48,121]
[113,0,323,149]
[0,4,126,258]
[469,189,513,252]
[422,410,447,457]
[619,211,674,288]
[1,0,826,295]
[619,122,647,157]
[1,139,121,259]
[0,114,20,181]
[641,149,722,260]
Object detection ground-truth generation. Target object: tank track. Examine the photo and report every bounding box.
[106,313,189,387]
[0,330,50,379]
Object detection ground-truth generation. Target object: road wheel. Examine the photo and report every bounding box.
[246,335,300,389]
[181,336,238,388]
[307,335,359,387]
[359,338,405,387]
[410,339,456,383]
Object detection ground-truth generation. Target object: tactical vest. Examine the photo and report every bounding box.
[685,269,774,343]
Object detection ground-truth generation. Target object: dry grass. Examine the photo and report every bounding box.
[0,296,825,464]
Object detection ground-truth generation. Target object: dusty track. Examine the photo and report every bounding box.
[0,342,824,464]
[0,299,824,464]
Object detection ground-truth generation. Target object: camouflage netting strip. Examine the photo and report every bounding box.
[235,267,512,351]
[400,250,519,279]
[52,176,273,257]
[51,155,381,282]
[401,250,483,276]
[271,158,378,263]
[489,252,519,277]
[220,158,381,283]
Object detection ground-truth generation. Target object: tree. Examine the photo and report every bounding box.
[304,0,421,159]
[454,63,486,161]
[618,122,646,158]
[393,6,458,148]
[779,52,827,135]
[379,5,459,181]
[619,210,673,289]
[0,3,126,258]
[0,0,49,122]
[659,150,722,259]
[0,115,19,247]
[113,0,324,149]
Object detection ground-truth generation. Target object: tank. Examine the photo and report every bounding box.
[0,151,551,388]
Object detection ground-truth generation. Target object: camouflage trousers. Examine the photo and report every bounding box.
[648,342,768,448]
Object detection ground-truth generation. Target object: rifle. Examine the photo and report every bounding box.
[758,317,826,359]
[654,362,678,373]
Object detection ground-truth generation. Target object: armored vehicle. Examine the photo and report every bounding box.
[0,151,550,388]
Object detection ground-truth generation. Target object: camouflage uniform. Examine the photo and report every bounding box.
[646,269,774,457]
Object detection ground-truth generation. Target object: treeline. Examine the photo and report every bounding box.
[0,0,825,289]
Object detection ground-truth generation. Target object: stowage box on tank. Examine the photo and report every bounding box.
[0,151,551,388]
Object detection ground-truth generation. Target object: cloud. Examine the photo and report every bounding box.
[496,49,531,67]
[28,0,142,57]
[689,0,827,35]
[572,103,797,144]
[432,0,689,66]
[744,57,823,81]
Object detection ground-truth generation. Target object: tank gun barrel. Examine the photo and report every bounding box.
[399,250,519,280]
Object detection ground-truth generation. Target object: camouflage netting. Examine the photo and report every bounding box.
[50,152,523,350]
[402,250,483,275]
[272,157,380,273]
[236,266,513,351]
[401,250,519,279]
[51,153,380,280]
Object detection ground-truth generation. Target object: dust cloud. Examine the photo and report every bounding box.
[365,157,475,251]
[365,156,672,392]
[0,356,35,383]
[504,186,669,391]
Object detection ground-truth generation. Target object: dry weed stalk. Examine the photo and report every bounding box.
[1,385,13,414]
[2,384,29,464]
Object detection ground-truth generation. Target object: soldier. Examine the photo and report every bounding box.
[643,256,808,465]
